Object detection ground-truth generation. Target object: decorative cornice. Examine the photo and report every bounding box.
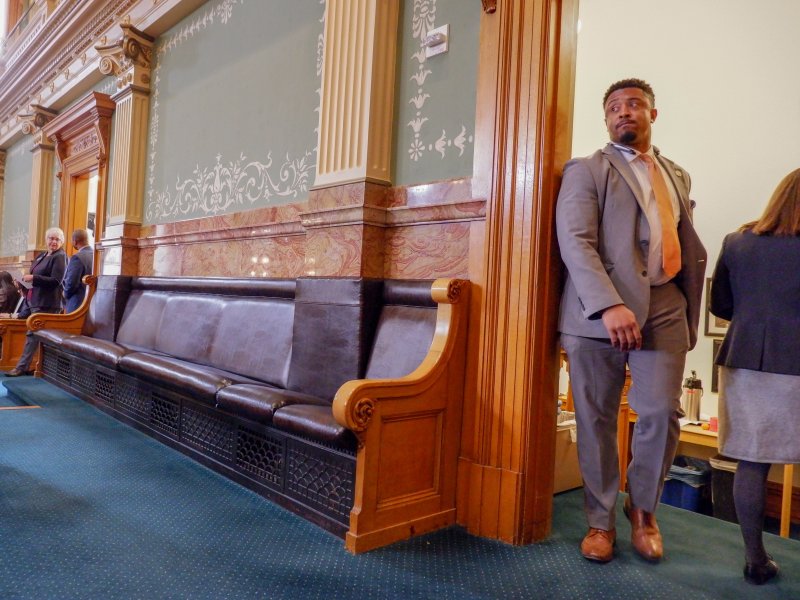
[96,22,155,90]
[18,104,59,143]
[42,91,115,167]
[0,0,139,142]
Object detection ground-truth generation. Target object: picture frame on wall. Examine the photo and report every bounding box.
[711,338,723,393]
[704,278,730,337]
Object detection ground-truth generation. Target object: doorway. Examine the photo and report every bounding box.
[41,92,114,275]
[64,170,98,256]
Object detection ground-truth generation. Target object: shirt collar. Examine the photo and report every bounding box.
[611,143,655,163]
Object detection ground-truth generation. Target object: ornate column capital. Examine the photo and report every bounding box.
[18,104,58,147]
[96,23,155,92]
[481,0,497,13]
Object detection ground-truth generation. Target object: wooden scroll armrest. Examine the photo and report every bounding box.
[0,317,34,369]
[331,278,469,554]
[26,275,97,332]
[332,278,469,436]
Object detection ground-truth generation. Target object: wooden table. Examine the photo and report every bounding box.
[621,410,795,538]
[561,353,794,537]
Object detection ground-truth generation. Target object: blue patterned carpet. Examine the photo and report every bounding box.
[0,376,798,599]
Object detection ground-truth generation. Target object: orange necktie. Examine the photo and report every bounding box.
[640,154,681,278]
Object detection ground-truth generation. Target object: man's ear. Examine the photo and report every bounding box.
[650,108,658,124]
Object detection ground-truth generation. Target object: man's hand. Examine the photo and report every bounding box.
[601,304,642,351]
[22,274,33,283]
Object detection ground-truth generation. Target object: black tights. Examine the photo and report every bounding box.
[733,460,772,565]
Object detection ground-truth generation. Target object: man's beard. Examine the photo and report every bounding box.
[619,130,636,145]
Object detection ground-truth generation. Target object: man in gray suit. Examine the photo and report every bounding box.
[556,78,706,563]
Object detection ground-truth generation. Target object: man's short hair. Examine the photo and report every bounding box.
[72,229,89,246]
[602,78,655,108]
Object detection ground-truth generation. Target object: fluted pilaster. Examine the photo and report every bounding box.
[94,23,154,275]
[97,23,154,225]
[19,105,58,253]
[314,0,399,188]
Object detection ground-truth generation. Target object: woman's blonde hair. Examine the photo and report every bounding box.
[742,168,800,236]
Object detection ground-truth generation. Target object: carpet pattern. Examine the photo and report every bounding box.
[1,377,798,599]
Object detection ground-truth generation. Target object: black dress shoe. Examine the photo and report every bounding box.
[744,557,779,585]
[6,368,25,377]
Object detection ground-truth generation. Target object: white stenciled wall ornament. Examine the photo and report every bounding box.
[1,228,28,257]
[407,0,473,163]
[151,151,313,218]
[144,0,322,222]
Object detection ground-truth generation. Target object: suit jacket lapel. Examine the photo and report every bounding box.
[31,252,46,270]
[602,144,648,214]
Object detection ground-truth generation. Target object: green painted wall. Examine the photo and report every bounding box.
[144,0,325,224]
[2,137,32,256]
[393,0,480,186]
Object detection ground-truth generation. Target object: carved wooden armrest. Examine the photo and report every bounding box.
[332,278,468,436]
[27,275,97,331]
[331,278,469,553]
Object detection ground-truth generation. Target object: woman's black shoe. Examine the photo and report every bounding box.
[744,558,779,585]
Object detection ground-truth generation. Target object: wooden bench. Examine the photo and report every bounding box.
[27,275,469,552]
[0,275,97,370]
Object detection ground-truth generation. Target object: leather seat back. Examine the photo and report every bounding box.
[286,278,383,402]
[365,280,437,379]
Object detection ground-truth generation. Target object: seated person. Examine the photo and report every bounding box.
[0,271,21,314]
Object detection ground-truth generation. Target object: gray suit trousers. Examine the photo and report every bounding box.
[561,282,688,530]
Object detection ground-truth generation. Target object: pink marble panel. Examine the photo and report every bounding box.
[140,235,307,279]
[139,201,306,241]
[386,177,474,209]
[304,226,365,277]
[152,244,185,277]
[362,225,386,279]
[138,247,155,276]
[307,181,389,211]
[384,223,471,279]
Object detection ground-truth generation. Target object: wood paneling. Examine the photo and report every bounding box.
[458,0,578,544]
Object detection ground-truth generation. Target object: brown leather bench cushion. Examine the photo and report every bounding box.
[35,329,78,346]
[118,352,262,403]
[60,336,165,367]
[272,404,357,450]
[216,384,328,424]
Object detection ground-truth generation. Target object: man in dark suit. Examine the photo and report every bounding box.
[556,78,707,563]
[63,229,93,313]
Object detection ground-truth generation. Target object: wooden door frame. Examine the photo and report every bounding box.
[461,0,578,544]
[42,91,115,272]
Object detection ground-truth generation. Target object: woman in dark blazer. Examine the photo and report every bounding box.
[710,168,800,585]
[6,227,67,377]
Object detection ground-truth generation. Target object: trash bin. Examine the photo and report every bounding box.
[661,455,712,513]
[553,411,582,493]
[709,455,739,523]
